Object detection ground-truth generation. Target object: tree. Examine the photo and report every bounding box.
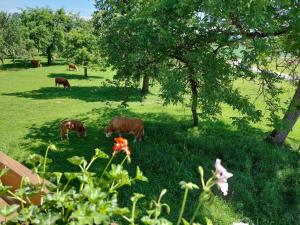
[267,3,300,145]
[94,1,162,95]
[0,11,34,67]
[64,25,100,77]
[21,8,70,65]
[95,0,294,126]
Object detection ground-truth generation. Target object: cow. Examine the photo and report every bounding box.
[31,60,42,68]
[55,77,71,89]
[68,63,78,71]
[105,117,144,142]
[60,120,87,140]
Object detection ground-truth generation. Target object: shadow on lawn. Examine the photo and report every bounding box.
[2,86,143,103]
[48,73,103,80]
[21,106,300,224]
[0,58,66,71]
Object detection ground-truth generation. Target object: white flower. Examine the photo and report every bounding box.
[233,223,249,225]
[215,159,233,196]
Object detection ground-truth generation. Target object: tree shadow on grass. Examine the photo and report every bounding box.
[48,73,103,80]
[1,58,67,71]
[20,106,300,224]
[2,86,143,103]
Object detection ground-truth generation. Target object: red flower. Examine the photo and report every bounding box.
[112,137,131,156]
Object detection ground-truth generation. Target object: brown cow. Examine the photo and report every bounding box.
[105,117,144,142]
[55,77,71,89]
[60,120,87,140]
[31,60,42,68]
[68,63,78,71]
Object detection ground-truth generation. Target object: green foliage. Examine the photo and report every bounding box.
[64,26,103,74]
[0,12,35,64]
[0,144,231,225]
[94,0,295,126]
[20,8,79,65]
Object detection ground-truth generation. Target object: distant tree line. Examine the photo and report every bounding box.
[0,8,99,76]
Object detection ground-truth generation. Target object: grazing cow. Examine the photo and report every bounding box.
[68,63,78,71]
[60,120,87,140]
[55,77,71,89]
[105,117,144,142]
[31,60,42,68]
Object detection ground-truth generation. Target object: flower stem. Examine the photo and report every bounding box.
[100,155,114,179]
[176,187,189,225]
[190,200,202,224]
[131,200,137,225]
[120,155,128,166]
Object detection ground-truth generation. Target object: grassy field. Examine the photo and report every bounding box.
[0,59,299,225]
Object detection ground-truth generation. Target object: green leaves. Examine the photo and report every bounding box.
[0,167,9,178]
[135,166,148,182]
[95,148,109,159]
[0,204,19,217]
[67,156,87,167]
[179,181,199,190]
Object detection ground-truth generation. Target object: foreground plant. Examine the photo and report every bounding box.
[0,140,238,224]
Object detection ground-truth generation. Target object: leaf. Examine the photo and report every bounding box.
[94,148,109,159]
[0,204,19,217]
[53,172,63,184]
[67,156,87,167]
[205,217,213,225]
[48,144,57,151]
[32,212,60,225]
[64,172,81,181]
[179,181,199,190]
[130,193,145,202]
[135,166,148,182]
[0,167,9,178]
[182,218,190,225]
[27,154,44,166]
[0,183,11,195]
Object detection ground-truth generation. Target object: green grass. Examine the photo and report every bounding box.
[0,59,299,225]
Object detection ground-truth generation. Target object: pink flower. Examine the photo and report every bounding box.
[215,159,233,196]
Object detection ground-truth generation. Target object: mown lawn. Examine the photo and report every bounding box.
[0,59,299,225]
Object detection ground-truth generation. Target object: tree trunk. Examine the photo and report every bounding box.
[141,74,150,95]
[189,77,199,127]
[268,80,300,145]
[12,57,16,67]
[0,58,4,69]
[84,67,88,77]
[46,47,52,66]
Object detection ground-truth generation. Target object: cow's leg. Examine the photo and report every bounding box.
[116,130,122,137]
[66,130,69,140]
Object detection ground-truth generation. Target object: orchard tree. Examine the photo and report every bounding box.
[267,3,300,145]
[95,0,292,127]
[94,1,163,95]
[0,11,34,67]
[64,26,100,77]
[21,8,70,65]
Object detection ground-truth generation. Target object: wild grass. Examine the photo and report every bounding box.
[0,59,299,224]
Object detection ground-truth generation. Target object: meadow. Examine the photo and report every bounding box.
[0,59,299,225]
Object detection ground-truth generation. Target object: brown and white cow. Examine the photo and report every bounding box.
[68,63,78,71]
[60,120,87,140]
[55,77,71,89]
[105,117,144,142]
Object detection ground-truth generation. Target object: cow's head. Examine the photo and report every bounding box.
[104,124,113,138]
